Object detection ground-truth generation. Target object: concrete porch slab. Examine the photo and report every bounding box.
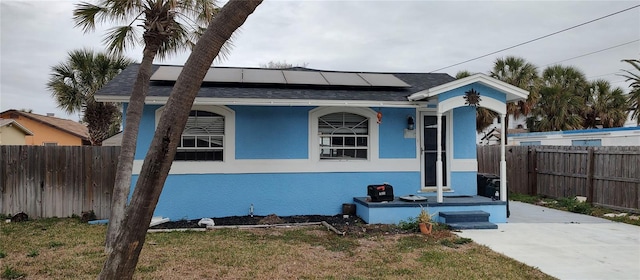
[354,196,507,224]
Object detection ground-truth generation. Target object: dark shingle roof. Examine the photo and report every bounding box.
[96,64,455,102]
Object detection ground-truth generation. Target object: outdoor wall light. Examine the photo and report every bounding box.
[407,116,415,130]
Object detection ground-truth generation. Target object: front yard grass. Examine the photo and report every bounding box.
[0,218,555,279]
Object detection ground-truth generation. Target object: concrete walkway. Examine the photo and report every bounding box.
[455,201,640,280]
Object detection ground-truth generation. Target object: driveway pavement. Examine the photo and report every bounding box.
[455,201,640,280]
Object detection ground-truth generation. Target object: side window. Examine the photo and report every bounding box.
[175,110,224,161]
[318,112,368,160]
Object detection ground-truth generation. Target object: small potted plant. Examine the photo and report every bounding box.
[417,206,434,235]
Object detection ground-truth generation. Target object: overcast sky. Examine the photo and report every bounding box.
[1,0,639,121]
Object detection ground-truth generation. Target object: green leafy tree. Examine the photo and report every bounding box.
[583,80,627,128]
[621,59,640,125]
[95,1,263,278]
[73,0,228,253]
[490,56,540,125]
[47,49,133,145]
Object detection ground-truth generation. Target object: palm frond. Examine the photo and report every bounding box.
[103,25,139,54]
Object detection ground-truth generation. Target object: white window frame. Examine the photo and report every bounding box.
[309,107,379,162]
[155,105,235,162]
[419,109,452,192]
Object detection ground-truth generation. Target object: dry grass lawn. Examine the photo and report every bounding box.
[0,218,555,279]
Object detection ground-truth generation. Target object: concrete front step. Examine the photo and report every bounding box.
[447,221,498,230]
[439,210,490,223]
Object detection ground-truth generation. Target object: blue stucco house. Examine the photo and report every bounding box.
[96,64,528,226]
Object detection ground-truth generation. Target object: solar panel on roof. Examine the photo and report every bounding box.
[150,66,182,81]
[321,72,370,86]
[242,69,286,84]
[282,71,329,85]
[150,66,412,88]
[358,73,411,87]
[203,68,242,83]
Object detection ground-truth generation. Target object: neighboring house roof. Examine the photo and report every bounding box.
[482,128,529,141]
[102,131,122,146]
[0,119,34,135]
[95,64,456,104]
[509,126,640,138]
[0,110,89,140]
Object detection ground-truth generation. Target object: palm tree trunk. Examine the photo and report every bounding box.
[104,44,159,253]
[98,1,263,278]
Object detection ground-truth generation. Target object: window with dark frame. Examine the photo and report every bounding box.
[318,112,368,160]
[174,110,224,161]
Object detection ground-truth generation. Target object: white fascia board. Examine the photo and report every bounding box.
[96,95,424,108]
[408,73,529,102]
[3,120,34,135]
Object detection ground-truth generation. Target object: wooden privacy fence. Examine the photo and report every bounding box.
[478,145,640,212]
[0,146,119,219]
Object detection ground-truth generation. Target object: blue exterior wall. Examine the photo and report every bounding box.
[231,106,310,159]
[452,106,476,159]
[135,105,161,160]
[448,172,477,195]
[123,98,505,221]
[134,171,420,220]
[132,104,417,160]
[378,107,416,158]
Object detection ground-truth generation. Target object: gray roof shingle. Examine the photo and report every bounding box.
[96,64,455,102]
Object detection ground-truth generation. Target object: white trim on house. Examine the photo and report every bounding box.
[309,106,380,162]
[132,158,420,175]
[96,95,433,108]
[438,95,506,115]
[0,119,34,135]
[418,110,452,192]
[155,105,236,163]
[450,159,478,172]
[407,73,529,103]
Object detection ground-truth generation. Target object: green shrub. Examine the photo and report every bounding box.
[0,249,6,258]
[398,217,419,232]
[557,197,592,214]
[570,201,592,214]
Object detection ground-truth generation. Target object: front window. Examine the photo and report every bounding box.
[175,110,224,161]
[318,112,368,160]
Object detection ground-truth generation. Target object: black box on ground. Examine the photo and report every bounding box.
[367,184,394,202]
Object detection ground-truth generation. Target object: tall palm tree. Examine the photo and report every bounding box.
[47,49,133,145]
[97,1,262,278]
[541,65,589,92]
[528,65,589,131]
[583,80,627,128]
[621,59,640,125]
[455,70,498,132]
[73,0,225,252]
[529,85,584,131]
[490,56,540,130]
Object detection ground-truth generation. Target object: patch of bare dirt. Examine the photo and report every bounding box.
[149,214,415,235]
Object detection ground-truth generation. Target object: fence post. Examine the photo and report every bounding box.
[528,147,538,196]
[586,147,595,204]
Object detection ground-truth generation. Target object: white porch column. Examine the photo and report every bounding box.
[436,113,443,203]
[500,113,507,202]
